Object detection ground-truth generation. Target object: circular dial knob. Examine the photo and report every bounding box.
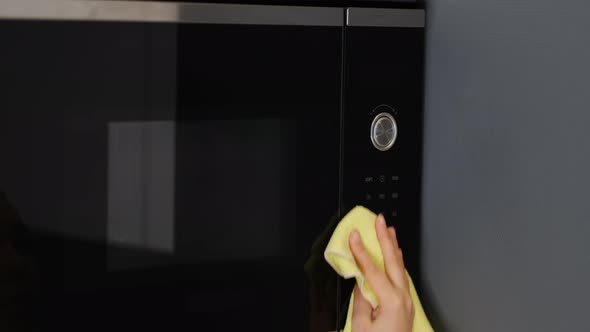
[370,112,397,151]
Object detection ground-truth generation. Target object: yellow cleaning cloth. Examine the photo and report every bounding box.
[324,205,433,332]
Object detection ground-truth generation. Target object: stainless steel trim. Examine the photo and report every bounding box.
[346,8,425,28]
[370,112,397,152]
[0,0,343,26]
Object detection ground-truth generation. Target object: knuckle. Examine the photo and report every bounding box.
[404,296,413,310]
[390,292,411,310]
[402,294,414,314]
[390,293,403,309]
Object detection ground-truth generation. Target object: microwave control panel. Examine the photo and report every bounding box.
[341,14,425,284]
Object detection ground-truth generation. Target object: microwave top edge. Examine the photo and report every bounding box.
[0,0,425,26]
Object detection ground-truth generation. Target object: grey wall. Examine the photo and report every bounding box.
[422,0,590,331]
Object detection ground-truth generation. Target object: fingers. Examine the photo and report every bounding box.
[351,285,372,328]
[388,226,410,292]
[349,230,392,298]
[387,227,404,269]
[376,215,404,288]
[387,226,399,249]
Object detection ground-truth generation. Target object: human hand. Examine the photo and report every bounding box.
[348,214,414,332]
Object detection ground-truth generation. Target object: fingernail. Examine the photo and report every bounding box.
[377,214,385,226]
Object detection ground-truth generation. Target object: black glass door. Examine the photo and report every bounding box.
[0,4,342,331]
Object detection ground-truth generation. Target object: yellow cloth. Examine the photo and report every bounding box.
[324,205,433,332]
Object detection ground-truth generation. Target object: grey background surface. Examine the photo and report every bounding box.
[421,0,590,331]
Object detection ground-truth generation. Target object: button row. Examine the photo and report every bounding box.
[365,192,399,201]
[363,175,399,184]
[368,209,398,219]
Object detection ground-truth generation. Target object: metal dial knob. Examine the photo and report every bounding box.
[370,112,397,151]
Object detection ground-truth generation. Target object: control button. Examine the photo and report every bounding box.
[391,211,398,217]
[370,112,397,151]
[391,192,399,199]
[391,175,399,182]
[365,194,372,201]
[379,174,386,183]
[364,176,374,183]
[378,193,386,200]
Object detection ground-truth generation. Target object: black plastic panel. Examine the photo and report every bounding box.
[340,24,425,327]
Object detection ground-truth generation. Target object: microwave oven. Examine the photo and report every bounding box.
[0,1,425,331]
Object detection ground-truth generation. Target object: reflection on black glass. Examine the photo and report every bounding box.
[0,190,35,332]
[305,210,341,332]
